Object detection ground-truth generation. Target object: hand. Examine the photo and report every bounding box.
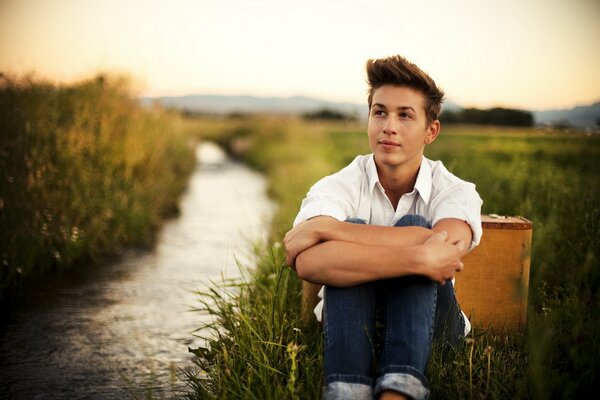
[283,217,335,267]
[418,231,466,284]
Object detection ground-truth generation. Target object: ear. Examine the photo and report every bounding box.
[425,120,441,144]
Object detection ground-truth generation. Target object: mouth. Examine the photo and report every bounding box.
[378,139,401,147]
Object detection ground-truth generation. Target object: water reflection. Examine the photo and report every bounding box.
[0,142,273,399]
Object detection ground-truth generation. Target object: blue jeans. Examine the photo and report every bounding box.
[323,215,465,400]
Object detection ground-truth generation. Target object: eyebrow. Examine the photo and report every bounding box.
[372,103,416,113]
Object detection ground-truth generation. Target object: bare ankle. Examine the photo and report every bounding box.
[379,390,408,400]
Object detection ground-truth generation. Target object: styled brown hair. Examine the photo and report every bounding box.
[367,55,444,123]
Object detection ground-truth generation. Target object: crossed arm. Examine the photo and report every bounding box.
[283,216,472,287]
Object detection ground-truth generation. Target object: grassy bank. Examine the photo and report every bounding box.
[0,74,197,306]
[185,116,599,398]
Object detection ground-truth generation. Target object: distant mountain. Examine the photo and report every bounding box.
[441,99,463,113]
[139,94,466,121]
[140,94,600,129]
[533,101,600,128]
[139,94,368,119]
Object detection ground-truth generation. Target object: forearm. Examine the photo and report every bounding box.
[295,230,466,287]
[295,240,419,287]
[320,219,434,247]
[284,217,432,267]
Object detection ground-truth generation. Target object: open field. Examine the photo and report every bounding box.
[2,79,597,397]
[186,116,599,399]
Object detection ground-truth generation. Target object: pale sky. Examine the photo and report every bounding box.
[1,0,599,110]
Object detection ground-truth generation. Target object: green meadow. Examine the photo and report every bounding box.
[1,75,598,398]
[186,117,599,399]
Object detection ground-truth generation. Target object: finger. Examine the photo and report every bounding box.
[286,248,297,265]
[425,230,448,244]
[455,240,466,253]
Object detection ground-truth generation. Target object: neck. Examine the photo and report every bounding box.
[376,156,422,208]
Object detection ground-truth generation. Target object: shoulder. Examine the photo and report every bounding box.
[425,158,482,207]
[426,158,477,192]
[424,158,484,249]
[336,154,371,177]
[312,154,370,188]
[294,154,370,226]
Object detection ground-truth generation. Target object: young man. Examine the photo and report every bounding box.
[284,55,483,400]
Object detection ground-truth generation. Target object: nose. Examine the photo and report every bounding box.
[382,116,398,135]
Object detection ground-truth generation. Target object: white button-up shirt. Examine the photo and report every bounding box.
[293,154,483,334]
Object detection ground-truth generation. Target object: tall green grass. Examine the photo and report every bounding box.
[0,74,197,305]
[186,117,599,398]
[427,126,600,399]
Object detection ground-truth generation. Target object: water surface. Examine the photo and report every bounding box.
[0,142,273,399]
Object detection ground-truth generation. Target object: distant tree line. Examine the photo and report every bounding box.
[302,108,357,121]
[440,107,533,127]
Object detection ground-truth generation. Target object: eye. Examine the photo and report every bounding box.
[400,112,412,119]
[372,109,386,117]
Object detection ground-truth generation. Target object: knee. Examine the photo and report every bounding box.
[394,214,431,228]
[325,284,377,321]
[326,283,374,305]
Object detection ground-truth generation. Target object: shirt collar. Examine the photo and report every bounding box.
[414,157,432,204]
[366,154,432,204]
[366,154,380,192]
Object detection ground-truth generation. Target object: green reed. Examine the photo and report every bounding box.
[0,74,197,305]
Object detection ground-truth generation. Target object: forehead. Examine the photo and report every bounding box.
[371,85,426,113]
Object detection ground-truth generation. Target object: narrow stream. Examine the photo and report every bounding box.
[0,143,273,399]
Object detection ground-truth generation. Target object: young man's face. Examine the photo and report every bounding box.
[367,85,439,173]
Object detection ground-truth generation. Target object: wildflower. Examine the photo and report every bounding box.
[70,227,80,242]
[287,342,301,353]
[43,209,52,221]
[287,342,302,398]
[197,369,209,379]
[542,307,552,315]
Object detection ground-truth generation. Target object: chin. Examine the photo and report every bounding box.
[375,153,405,168]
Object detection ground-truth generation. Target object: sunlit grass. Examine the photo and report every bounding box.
[186,116,599,398]
[0,74,198,305]
[184,245,323,399]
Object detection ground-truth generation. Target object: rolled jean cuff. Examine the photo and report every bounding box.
[374,365,430,400]
[323,375,373,400]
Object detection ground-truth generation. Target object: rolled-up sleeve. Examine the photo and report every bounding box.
[293,198,347,227]
[430,183,483,251]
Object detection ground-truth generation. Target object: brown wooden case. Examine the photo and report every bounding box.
[456,215,533,332]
